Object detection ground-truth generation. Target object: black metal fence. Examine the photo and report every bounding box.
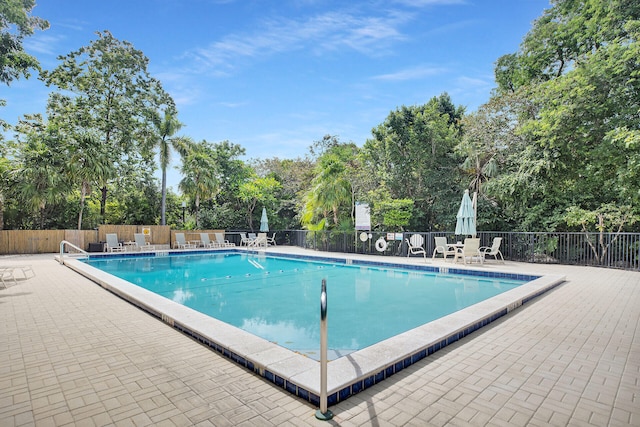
[263,230,640,271]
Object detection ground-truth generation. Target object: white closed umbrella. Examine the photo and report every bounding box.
[455,190,476,237]
[260,207,269,232]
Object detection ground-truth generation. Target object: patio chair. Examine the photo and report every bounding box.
[249,233,268,248]
[453,238,482,264]
[432,236,455,261]
[406,234,427,259]
[214,232,235,247]
[105,233,125,252]
[134,233,155,251]
[267,232,277,246]
[479,237,505,263]
[174,233,196,249]
[240,233,253,246]
[199,233,216,248]
[0,265,35,289]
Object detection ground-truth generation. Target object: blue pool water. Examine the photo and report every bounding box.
[85,252,527,358]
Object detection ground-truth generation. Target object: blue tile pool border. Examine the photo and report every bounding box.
[69,248,564,407]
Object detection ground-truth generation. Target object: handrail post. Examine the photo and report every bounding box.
[315,279,333,420]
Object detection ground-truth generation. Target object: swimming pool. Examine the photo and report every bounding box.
[83,252,528,360]
[63,248,565,407]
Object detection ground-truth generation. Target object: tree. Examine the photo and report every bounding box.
[301,140,357,230]
[361,95,463,230]
[11,129,69,229]
[376,198,414,231]
[0,0,48,88]
[0,0,48,228]
[149,108,190,225]
[238,176,281,232]
[179,140,220,228]
[40,30,174,221]
[68,133,114,229]
[251,157,314,229]
[485,0,640,231]
[566,204,639,264]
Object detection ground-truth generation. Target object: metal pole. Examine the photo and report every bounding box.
[315,279,333,420]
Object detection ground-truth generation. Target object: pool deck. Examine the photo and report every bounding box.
[1,248,639,426]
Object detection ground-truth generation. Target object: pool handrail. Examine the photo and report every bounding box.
[59,240,89,264]
[316,278,333,420]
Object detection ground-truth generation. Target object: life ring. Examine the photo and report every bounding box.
[375,237,388,252]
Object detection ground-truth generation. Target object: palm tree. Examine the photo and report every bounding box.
[68,133,114,229]
[14,138,68,229]
[178,140,218,228]
[301,155,352,229]
[151,109,191,225]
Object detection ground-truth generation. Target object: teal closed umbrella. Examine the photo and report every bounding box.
[260,207,269,232]
[455,190,476,237]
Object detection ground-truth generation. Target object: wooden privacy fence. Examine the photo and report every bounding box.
[0,230,71,254]
[0,226,230,254]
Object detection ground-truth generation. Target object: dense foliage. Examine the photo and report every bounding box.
[0,0,638,233]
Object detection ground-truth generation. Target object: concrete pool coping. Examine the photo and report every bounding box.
[61,248,565,407]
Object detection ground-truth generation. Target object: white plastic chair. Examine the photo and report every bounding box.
[249,233,268,248]
[134,233,155,251]
[406,234,426,259]
[174,233,196,249]
[214,233,235,247]
[105,234,125,252]
[200,233,216,248]
[432,236,455,261]
[454,238,482,264]
[479,237,505,263]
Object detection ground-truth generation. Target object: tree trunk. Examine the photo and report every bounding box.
[78,181,88,230]
[101,186,108,219]
[161,168,167,225]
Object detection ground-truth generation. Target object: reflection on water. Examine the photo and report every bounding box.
[171,288,194,304]
[242,317,317,348]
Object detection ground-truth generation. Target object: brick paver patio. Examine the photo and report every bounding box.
[1,252,638,426]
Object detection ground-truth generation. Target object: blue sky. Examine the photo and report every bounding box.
[4,0,549,188]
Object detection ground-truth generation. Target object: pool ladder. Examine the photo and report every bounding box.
[59,240,89,264]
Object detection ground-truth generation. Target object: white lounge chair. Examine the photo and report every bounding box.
[479,237,505,263]
[432,236,455,261]
[105,233,125,252]
[174,233,196,249]
[406,234,426,259]
[200,233,216,248]
[0,265,35,288]
[454,238,482,264]
[134,233,155,251]
[214,232,235,247]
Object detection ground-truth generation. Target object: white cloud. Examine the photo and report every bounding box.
[187,10,411,72]
[372,65,448,81]
[456,75,491,88]
[23,34,66,56]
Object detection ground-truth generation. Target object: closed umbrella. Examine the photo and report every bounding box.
[260,207,269,232]
[455,190,476,237]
